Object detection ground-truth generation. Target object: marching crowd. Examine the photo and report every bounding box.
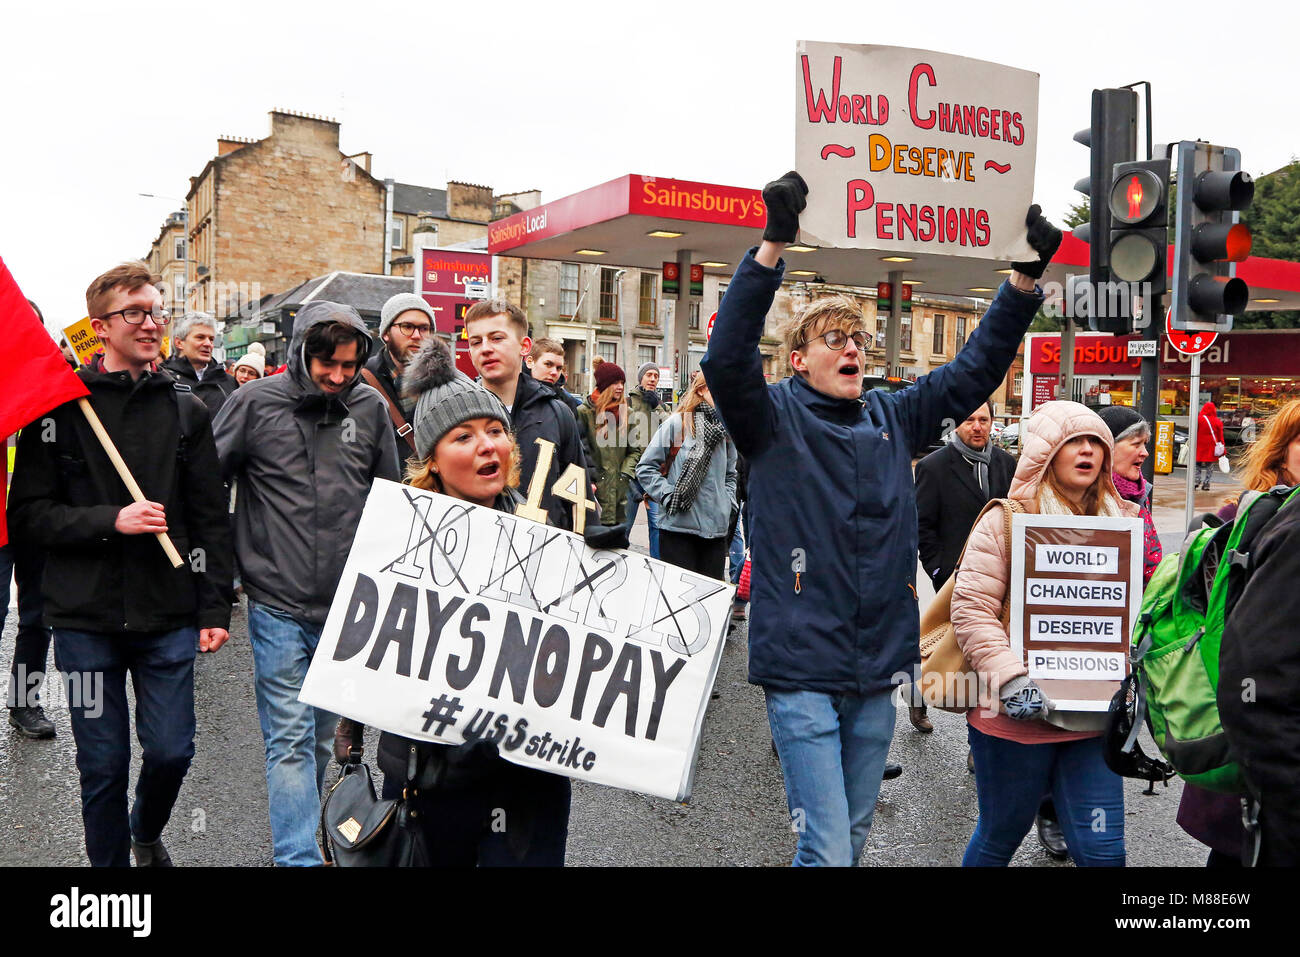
[3,172,1300,868]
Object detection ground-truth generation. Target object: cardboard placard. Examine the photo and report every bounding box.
[1008,513,1143,711]
[794,41,1038,260]
[300,479,733,801]
[62,317,99,366]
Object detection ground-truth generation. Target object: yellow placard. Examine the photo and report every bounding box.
[1154,421,1175,475]
[62,317,100,366]
[160,335,171,358]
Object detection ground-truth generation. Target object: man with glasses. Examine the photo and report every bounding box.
[9,262,233,866]
[701,173,1061,866]
[365,293,436,456]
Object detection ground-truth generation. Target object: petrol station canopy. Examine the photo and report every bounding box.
[488,173,1300,310]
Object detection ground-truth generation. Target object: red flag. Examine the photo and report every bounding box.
[0,255,91,546]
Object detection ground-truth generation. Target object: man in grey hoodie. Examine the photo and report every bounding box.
[213,301,400,866]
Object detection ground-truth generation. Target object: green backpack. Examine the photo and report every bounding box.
[1122,484,1300,794]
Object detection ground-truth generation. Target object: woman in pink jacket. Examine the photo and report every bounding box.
[952,401,1139,866]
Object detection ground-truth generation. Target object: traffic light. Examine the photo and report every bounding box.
[1170,141,1254,332]
[1107,159,1170,298]
[1072,89,1139,290]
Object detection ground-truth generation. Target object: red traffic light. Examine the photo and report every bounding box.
[1192,222,1253,264]
[1109,168,1162,224]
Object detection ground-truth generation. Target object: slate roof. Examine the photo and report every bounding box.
[393,183,447,216]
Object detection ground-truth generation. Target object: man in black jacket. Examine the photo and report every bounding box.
[9,262,232,867]
[466,299,587,530]
[161,313,236,417]
[365,292,436,457]
[1219,490,1300,866]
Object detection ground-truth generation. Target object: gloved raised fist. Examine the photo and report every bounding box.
[1010,204,1062,280]
[762,170,809,244]
[1000,677,1049,721]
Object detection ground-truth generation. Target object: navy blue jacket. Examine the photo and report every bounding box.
[700,250,1041,694]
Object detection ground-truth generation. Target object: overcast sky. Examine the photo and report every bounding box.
[3,0,1294,334]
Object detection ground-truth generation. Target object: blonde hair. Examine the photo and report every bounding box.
[782,295,867,361]
[1239,399,1300,491]
[675,373,712,438]
[404,434,521,494]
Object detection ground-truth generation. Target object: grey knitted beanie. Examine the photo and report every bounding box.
[380,292,437,338]
[403,336,511,458]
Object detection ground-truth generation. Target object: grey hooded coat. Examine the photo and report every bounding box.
[213,302,401,624]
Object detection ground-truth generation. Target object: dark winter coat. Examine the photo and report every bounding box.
[914,441,1016,590]
[1218,490,1300,865]
[700,249,1041,694]
[576,396,636,527]
[213,304,401,625]
[363,347,415,461]
[161,353,237,419]
[9,363,232,632]
[509,372,588,530]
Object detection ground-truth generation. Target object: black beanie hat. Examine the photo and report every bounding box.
[1097,404,1149,443]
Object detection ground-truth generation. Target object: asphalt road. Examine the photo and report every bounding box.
[0,492,1212,867]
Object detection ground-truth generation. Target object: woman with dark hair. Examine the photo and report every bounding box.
[576,359,636,528]
[1097,405,1162,585]
[370,335,571,866]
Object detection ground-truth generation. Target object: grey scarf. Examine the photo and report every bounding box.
[664,403,726,514]
[951,434,992,498]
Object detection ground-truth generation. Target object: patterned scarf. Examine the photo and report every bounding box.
[951,434,992,497]
[664,403,726,514]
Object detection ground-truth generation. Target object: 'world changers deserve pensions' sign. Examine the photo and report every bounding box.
[794,41,1038,260]
[300,479,733,801]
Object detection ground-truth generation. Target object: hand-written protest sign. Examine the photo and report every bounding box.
[794,42,1038,260]
[1008,514,1142,711]
[62,318,99,366]
[299,479,734,801]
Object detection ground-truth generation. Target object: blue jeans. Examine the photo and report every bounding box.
[53,626,197,867]
[247,600,338,867]
[764,688,896,866]
[963,725,1125,866]
[727,519,745,589]
[625,480,660,559]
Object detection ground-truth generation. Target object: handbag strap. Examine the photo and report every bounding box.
[362,367,416,451]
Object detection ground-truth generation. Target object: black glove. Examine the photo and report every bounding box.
[1010,204,1062,280]
[761,171,809,244]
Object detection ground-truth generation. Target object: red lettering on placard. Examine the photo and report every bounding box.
[846,179,875,238]
[908,63,937,130]
[802,55,841,123]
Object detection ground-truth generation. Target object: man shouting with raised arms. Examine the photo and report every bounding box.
[700,172,1060,866]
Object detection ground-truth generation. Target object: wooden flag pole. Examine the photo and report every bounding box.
[76,397,184,569]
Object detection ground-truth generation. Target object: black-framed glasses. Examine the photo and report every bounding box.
[99,306,171,325]
[393,321,431,337]
[799,329,867,352]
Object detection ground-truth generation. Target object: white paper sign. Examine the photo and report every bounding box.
[794,41,1038,259]
[299,479,733,801]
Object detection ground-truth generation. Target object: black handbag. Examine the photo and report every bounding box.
[321,756,430,867]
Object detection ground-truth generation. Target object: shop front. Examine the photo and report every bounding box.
[1026,330,1300,439]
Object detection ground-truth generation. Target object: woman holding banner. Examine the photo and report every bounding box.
[951,401,1137,866]
[372,335,571,866]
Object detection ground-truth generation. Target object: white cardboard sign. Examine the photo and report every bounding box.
[299,479,733,801]
[794,41,1038,259]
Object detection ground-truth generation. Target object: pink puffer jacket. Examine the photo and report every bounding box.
[951,401,1139,743]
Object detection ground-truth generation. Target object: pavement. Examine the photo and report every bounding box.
[0,470,1223,866]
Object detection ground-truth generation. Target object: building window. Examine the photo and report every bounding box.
[932,314,945,355]
[390,217,405,250]
[559,263,579,317]
[638,344,658,369]
[955,316,968,352]
[689,300,701,331]
[597,341,618,364]
[1013,371,1024,396]
[639,273,658,326]
[901,313,912,352]
[174,237,185,261]
[599,268,619,322]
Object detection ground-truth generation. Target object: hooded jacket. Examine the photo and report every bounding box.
[508,371,588,530]
[161,353,237,418]
[1195,401,1225,463]
[951,401,1139,741]
[9,361,232,632]
[636,409,737,539]
[213,302,401,624]
[701,249,1042,694]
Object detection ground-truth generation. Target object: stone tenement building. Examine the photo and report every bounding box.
[182,110,387,314]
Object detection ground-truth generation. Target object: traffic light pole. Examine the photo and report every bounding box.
[1140,291,1160,486]
[1185,353,1202,531]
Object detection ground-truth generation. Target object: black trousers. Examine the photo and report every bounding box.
[659,529,728,580]
[3,544,51,708]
